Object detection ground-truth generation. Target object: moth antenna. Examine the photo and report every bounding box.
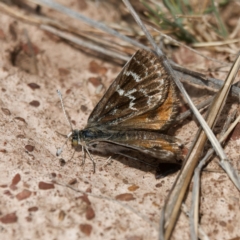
[56,132,72,156]
[57,89,73,131]
[56,89,74,157]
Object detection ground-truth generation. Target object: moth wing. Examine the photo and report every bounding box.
[88,130,182,163]
[109,134,182,163]
[118,79,178,131]
[87,49,175,130]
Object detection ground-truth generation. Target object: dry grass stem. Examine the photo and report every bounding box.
[41,25,129,62]
[28,0,148,50]
[192,39,240,48]
[190,110,238,239]
[177,97,213,122]
[163,53,240,239]
[190,111,240,239]
[152,28,230,66]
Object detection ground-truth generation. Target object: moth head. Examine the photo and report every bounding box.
[72,129,81,147]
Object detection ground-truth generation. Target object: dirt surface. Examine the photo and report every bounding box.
[0,1,240,240]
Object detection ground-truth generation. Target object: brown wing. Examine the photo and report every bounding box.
[87,49,176,130]
[87,130,182,163]
[118,78,178,131]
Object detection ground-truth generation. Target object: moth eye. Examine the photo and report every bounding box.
[72,139,78,147]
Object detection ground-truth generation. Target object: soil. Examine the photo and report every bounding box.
[0,1,240,240]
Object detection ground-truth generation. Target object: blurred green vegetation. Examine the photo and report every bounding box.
[141,0,230,43]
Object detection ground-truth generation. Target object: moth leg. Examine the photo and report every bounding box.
[102,156,113,167]
[80,145,86,166]
[85,147,96,173]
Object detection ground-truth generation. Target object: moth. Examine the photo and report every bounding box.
[57,49,183,178]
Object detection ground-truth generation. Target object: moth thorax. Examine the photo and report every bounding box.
[72,129,81,147]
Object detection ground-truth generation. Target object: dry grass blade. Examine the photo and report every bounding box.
[0,1,82,33]
[173,66,240,98]
[163,54,240,240]
[181,203,209,240]
[176,97,213,122]
[152,29,230,66]
[0,1,132,62]
[190,110,238,240]
[27,0,148,50]
[206,55,240,131]
[40,25,129,62]
[192,39,240,48]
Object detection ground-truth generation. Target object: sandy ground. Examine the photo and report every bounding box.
[0,1,240,240]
